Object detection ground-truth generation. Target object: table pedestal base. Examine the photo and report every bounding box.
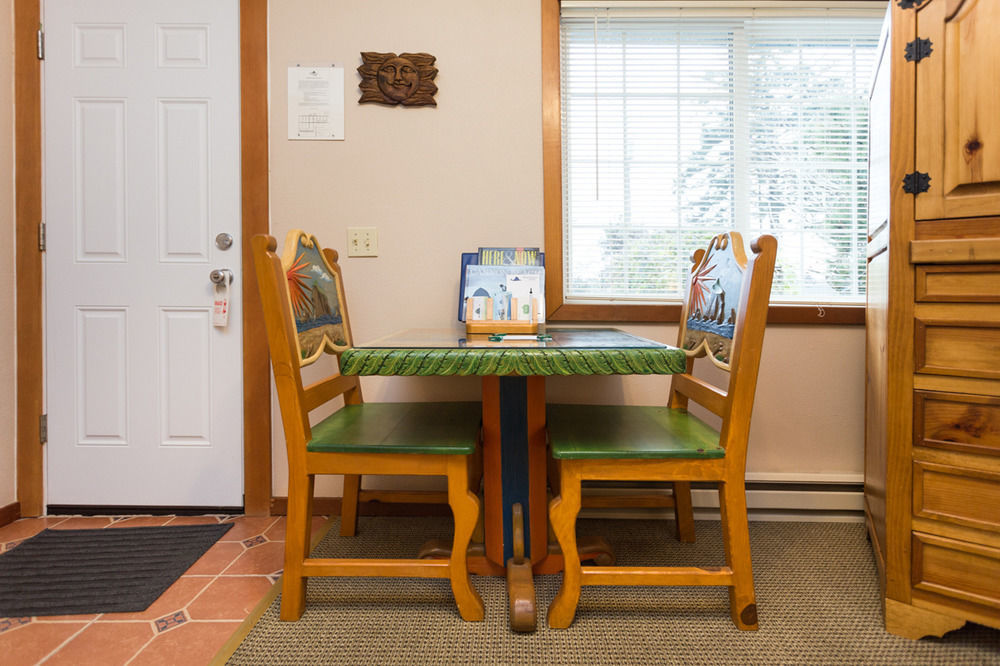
[417,529,615,632]
[505,504,536,632]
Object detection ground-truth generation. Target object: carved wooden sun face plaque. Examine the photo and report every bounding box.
[358,52,438,106]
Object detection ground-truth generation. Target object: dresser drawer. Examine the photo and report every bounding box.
[912,532,1000,611]
[914,304,1000,380]
[915,265,1000,302]
[913,460,1000,533]
[915,391,1000,457]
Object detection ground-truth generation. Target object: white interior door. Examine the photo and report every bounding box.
[43,0,243,507]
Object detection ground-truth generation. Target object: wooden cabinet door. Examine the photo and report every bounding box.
[914,0,1000,220]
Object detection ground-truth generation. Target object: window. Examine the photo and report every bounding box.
[543,1,885,322]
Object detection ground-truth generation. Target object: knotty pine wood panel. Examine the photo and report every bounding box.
[912,532,1000,610]
[915,391,1000,457]
[914,0,1000,220]
[915,265,1000,302]
[914,304,1000,380]
[913,460,1000,533]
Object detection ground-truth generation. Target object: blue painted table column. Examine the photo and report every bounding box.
[481,375,548,568]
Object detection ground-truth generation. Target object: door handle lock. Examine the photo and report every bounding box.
[209,268,234,286]
[210,269,233,328]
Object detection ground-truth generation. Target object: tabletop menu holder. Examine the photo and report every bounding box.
[464,297,539,335]
[459,247,544,336]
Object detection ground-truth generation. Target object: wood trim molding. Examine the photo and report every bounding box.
[549,302,863,325]
[766,304,864,325]
[240,0,271,517]
[541,0,564,323]
[14,0,43,517]
[13,1,271,517]
[539,0,863,327]
[884,1,919,603]
[0,502,21,529]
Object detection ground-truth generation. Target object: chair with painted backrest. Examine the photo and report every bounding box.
[545,231,776,630]
[252,230,484,622]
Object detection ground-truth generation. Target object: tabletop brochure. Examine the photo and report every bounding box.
[458,247,544,323]
[477,247,541,266]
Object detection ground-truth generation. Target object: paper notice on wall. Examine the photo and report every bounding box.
[287,66,344,140]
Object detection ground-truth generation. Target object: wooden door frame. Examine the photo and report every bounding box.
[14,0,272,517]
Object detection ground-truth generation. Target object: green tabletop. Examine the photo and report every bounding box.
[340,328,687,377]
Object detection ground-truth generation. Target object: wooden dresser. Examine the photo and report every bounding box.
[866,0,1000,640]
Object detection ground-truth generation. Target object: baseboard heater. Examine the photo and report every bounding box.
[581,478,865,522]
[263,477,865,521]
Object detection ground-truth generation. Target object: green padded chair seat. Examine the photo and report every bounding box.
[547,404,724,460]
[307,401,482,455]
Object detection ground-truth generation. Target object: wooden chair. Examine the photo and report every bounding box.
[252,230,485,622]
[545,231,777,630]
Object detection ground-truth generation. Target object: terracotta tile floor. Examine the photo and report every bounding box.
[0,514,327,665]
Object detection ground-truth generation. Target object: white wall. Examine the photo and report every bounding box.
[0,0,17,508]
[267,0,865,497]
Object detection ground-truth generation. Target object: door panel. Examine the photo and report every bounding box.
[160,308,212,444]
[44,0,242,507]
[76,308,128,446]
[76,99,127,260]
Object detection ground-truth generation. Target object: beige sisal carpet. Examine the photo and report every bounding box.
[225,517,999,665]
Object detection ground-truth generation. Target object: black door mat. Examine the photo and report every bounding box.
[0,523,233,617]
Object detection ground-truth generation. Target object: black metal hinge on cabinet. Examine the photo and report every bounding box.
[905,38,933,63]
[897,0,928,9]
[903,171,931,195]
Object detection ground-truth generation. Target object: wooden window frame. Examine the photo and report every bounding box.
[540,0,864,325]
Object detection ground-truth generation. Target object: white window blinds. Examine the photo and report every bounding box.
[560,6,884,304]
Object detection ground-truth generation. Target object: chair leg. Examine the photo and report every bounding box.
[281,474,314,621]
[470,441,485,544]
[719,479,758,630]
[672,481,696,543]
[547,464,583,629]
[546,454,559,543]
[340,474,361,536]
[546,450,560,499]
[447,456,485,621]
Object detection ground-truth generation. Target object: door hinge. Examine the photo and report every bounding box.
[38,222,46,252]
[897,0,928,9]
[905,38,932,63]
[39,414,48,445]
[36,25,44,60]
[903,171,931,195]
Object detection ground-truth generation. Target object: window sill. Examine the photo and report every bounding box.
[547,302,864,325]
